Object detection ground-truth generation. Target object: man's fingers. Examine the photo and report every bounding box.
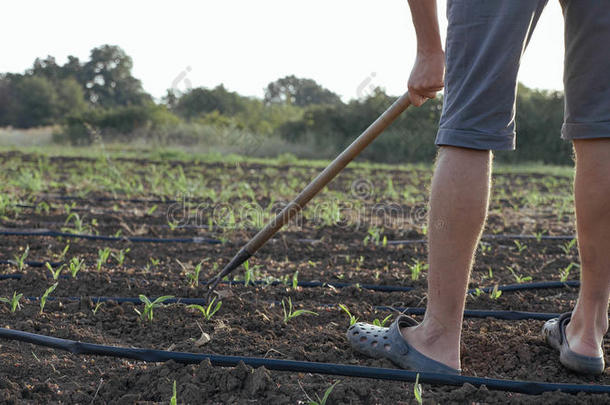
[408,92,426,107]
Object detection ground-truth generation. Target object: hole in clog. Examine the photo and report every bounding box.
[352,331,359,335]
[360,337,367,342]
[374,334,378,337]
[384,344,391,351]
[383,336,387,339]
[371,341,378,347]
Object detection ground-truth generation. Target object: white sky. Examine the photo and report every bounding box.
[1,0,565,102]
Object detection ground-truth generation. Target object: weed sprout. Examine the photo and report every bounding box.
[372,314,392,327]
[111,248,130,266]
[489,284,502,300]
[414,373,423,405]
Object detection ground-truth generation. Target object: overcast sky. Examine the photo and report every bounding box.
[1,0,565,101]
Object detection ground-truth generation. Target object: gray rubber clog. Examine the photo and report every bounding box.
[542,312,605,375]
[346,314,461,375]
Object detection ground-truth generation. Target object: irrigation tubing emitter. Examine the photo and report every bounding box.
[0,328,608,395]
[0,229,222,244]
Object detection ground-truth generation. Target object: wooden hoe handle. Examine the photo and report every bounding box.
[206,92,412,299]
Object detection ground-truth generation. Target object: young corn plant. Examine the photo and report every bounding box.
[0,291,23,313]
[187,297,222,321]
[292,270,299,290]
[135,295,174,322]
[68,257,84,278]
[282,297,318,324]
[372,314,393,327]
[57,243,70,261]
[513,240,527,254]
[560,262,579,282]
[489,284,502,300]
[507,266,532,284]
[414,373,423,405]
[14,245,30,272]
[561,239,577,255]
[338,304,358,326]
[306,380,340,405]
[170,380,178,405]
[96,247,111,271]
[40,283,58,314]
[45,262,65,280]
[409,259,428,281]
[111,248,130,266]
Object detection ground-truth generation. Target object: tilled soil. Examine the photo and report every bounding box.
[1,156,608,404]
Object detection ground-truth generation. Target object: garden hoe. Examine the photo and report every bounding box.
[205,92,412,301]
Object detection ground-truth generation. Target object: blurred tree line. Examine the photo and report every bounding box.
[0,45,572,164]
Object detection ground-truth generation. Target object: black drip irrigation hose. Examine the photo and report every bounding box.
[0,229,222,244]
[0,269,581,295]
[19,295,601,322]
[0,328,608,395]
[1,228,578,246]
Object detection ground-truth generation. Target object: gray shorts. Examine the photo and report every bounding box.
[437,0,610,150]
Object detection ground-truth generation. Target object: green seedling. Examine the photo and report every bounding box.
[185,261,204,287]
[409,259,428,281]
[0,291,23,313]
[338,304,358,326]
[144,257,161,272]
[373,314,393,327]
[111,248,130,266]
[35,201,50,215]
[560,262,579,282]
[45,262,65,280]
[489,284,502,300]
[64,202,76,216]
[40,283,58,314]
[414,373,423,405]
[534,230,546,243]
[68,257,84,278]
[147,204,158,215]
[170,380,177,405]
[282,297,318,324]
[471,287,483,297]
[135,295,174,322]
[513,240,527,254]
[561,239,577,255]
[479,242,491,255]
[168,220,179,231]
[187,297,222,321]
[306,380,340,405]
[242,260,262,286]
[292,270,299,290]
[57,243,70,261]
[14,245,30,272]
[92,301,103,315]
[507,266,532,284]
[96,247,111,271]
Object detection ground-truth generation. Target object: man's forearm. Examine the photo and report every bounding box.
[407,0,443,54]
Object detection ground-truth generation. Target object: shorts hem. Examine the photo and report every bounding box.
[562,122,610,141]
[436,128,515,151]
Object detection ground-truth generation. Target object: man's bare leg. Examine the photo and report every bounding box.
[402,146,492,370]
[565,139,610,358]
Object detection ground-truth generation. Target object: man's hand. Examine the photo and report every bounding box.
[407,0,444,107]
[408,49,445,107]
